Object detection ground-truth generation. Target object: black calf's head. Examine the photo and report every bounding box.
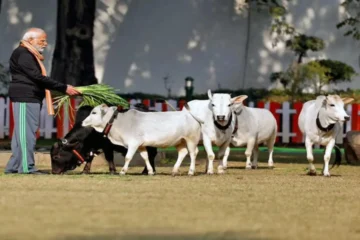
[51,105,97,174]
[50,141,78,174]
[50,125,95,174]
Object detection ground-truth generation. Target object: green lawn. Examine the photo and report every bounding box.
[1,150,360,240]
[0,138,345,155]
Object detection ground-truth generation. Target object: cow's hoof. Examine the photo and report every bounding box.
[223,166,227,170]
[307,170,317,176]
[119,171,126,175]
[172,170,179,177]
[109,171,117,175]
[245,165,252,170]
[148,172,154,176]
[81,171,90,175]
[251,165,258,169]
[268,165,274,169]
[323,172,331,177]
[217,169,225,174]
[207,171,214,175]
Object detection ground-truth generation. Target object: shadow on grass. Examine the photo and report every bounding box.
[299,173,343,177]
[54,171,177,177]
[226,166,274,170]
[59,231,262,240]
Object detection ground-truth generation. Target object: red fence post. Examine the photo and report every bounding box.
[56,106,64,139]
[68,98,76,130]
[351,104,360,131]
[142,99,151,108]
[291,102,303,143]
[257,101,265,109]
[178,100,186,110]
[161,102,168,111]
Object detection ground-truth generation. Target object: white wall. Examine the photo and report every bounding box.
[0,0,359,96]
[0,0,57,73]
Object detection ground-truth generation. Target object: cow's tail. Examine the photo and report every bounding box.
[331,144,342,169]
[184,103,204,125]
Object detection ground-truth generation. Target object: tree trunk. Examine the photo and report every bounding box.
[297,52,305,63]
[241,1,252,89]
[51,0,97,86]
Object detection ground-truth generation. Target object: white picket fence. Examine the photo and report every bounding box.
[0,97,357,144]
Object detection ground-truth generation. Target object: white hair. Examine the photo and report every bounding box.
[22,28,45,41]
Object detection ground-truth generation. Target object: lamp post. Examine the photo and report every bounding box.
[185,77,194,102]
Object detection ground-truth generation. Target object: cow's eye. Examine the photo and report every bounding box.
[330,104,335,107]
[211,104,215,107]
[92,112,96,114]
[228,103,233,107]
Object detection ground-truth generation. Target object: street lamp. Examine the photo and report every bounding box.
[185,77,194,102]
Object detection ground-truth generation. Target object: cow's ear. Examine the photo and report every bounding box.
[99,105,109,117]
[101,109,106,117]
[100,104,108,110]
[207,89,213,100]
[322,97,328,107]
[231,95,248,104]
[342,97,354,105]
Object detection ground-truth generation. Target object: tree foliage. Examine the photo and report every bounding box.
[316,59,357,83]
[270,71,291,88]
[300,60,356,94]
[271,59,357,95]
[238,0,295,46]
[301,61,330,94]
[337,0,360,40]
[285,34,325,63]
[270,32,326,95]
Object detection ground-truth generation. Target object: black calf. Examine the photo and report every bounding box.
[50,104,157,174]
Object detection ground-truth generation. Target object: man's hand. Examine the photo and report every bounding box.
[66,85,81,96]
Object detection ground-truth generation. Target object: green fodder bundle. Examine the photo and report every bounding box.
[52,84,130,117]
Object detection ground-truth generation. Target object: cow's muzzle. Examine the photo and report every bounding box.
[217,115,225,121]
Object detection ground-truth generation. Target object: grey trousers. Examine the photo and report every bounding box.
[5,102,41,173]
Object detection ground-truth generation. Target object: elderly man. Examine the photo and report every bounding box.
[5,27,80,174]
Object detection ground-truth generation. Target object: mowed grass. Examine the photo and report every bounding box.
[1,150,360,240]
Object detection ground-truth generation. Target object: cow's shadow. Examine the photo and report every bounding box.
[299,173,342,177]
[226,166,274,170]
[58,171,174,176]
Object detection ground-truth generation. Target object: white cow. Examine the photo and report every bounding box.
[221,98,277,169]
[82,104,203,175]
[173,90,247,175]
[298,95,354,177]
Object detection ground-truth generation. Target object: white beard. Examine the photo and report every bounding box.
[34,44,45,54]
